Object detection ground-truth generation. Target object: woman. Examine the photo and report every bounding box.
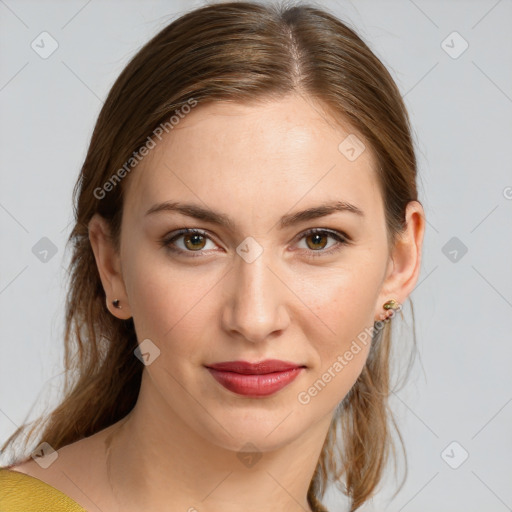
[0,1,425,511]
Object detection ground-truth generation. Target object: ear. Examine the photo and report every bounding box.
[88,213,132,320]
[375,201,425,321]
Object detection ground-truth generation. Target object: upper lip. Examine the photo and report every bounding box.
[205,359,305,374]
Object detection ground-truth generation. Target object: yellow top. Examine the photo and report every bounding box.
[0,467,330,512]
[0,468,87,512]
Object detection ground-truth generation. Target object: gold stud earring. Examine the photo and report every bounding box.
[383,299,400,311]
[378,299,401,321]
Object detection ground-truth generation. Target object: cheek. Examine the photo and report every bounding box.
[123,247,221,359]
[298,286,374,410]
[300,261,382,383]
[301,260,382,337]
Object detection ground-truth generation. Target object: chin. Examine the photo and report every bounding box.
[194,404,320,454]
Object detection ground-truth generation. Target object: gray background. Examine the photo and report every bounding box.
[1,0,511,510]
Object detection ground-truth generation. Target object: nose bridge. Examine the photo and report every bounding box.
[223,246,288,343]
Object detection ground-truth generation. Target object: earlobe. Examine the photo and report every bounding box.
[88,213,132,320]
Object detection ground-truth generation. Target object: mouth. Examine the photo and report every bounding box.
[204,359,306,397]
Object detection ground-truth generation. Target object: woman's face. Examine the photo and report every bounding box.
[93,94,415,452]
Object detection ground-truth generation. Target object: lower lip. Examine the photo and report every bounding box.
[206,367,304,397]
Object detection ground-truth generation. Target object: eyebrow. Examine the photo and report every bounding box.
[144,200,364,230]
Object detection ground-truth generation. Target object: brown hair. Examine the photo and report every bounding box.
[1,2,420,510]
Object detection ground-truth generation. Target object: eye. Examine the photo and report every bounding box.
[161,228,217,258]
[160,227,350,258]
[295,228,349,258]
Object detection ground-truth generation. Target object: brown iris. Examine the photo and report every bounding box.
[305,232,328,251]
[183,233,207,251]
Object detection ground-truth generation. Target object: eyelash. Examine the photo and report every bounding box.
[160,227,350,259]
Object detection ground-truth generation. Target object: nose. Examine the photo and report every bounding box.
[221,252,290,344]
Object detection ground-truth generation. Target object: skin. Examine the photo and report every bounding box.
[10,93,425,512]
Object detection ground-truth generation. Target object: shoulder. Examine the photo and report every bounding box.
[0,423,122,512]
[0,465,87,511]
[0,426,115,512]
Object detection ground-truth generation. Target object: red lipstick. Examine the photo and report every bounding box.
[205,359,305,397]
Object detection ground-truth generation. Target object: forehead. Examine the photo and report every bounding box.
[123,95,382,225]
